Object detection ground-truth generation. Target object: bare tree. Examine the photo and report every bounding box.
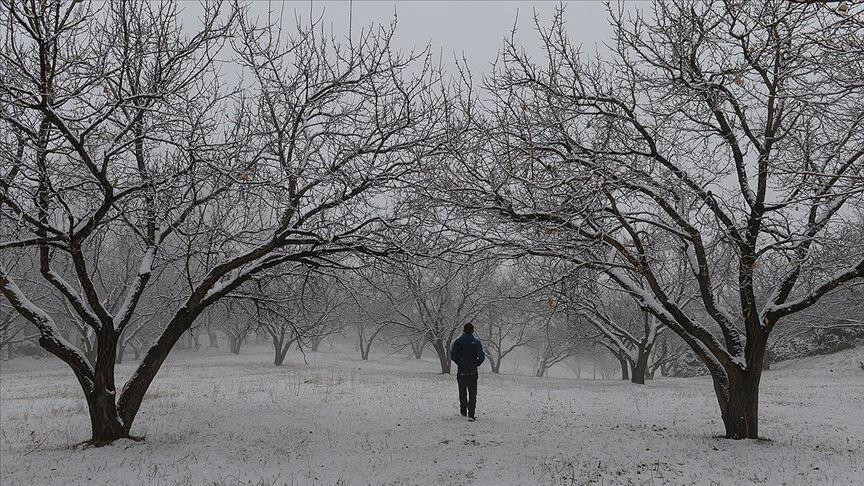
[477,266,535,374]
[376,255,494,374]
[255,301,300,366]
[647,332,688,379]
[437,1,864,438]
[303,279,347,353]
[291,274,347,353]
[531,310,585,378]
[213,300,255,355]
[0,0,446,444]
[245,272,342,365]
[562,281,665,385]
[407,332,427,360]
[354,309,390,361]
[526,259,668,384]
[342,270,392,361]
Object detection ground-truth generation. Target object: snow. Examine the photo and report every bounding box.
[684,244,701,276]
[136,247,156,278]
[113,248,155,330]
[45,269,101,326]
[1,345,862,485]
[202,280,228,301]
[1,277,48,324]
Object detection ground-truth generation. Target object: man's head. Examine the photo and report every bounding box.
[463,323,474,334]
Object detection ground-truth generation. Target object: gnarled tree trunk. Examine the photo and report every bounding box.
[714,368,762,439]
[630,341,653,385]
[86,387,128,444]
[83,331,133,444]
[706,338,766,440]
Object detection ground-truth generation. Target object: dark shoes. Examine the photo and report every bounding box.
[460,409,467,417]
[468,416,476,421]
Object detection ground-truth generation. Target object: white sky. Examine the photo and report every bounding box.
[182,1,637,76]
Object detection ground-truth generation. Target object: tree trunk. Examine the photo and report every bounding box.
[535,357,548,377]
[108,306,208,443]
[489,354,501,374]
[432,339,450,374]
[207,330,219,348]
[619,355,629,380]
[631,347,650,385]
[87,331,132,444]
[716,369,762,439]
[272,334,294,366]
[228,336,241,354]
[274,345,288,366]
[86,387,129,444]
[412,338,425,359]
[360,340,371,360]
[310,335,323,352]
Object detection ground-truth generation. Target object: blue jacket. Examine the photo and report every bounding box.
[450,333,485,374]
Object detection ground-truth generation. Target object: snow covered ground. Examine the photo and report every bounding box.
[1,345,862,485]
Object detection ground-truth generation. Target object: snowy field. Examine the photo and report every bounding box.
[1,346,862,486]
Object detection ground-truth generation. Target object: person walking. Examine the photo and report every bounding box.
[449,323,485,421]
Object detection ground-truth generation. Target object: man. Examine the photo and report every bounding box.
[449,323,485,421]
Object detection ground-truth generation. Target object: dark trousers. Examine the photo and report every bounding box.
[457,373,478,417]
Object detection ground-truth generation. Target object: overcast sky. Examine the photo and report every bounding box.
[221,1,631,75]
